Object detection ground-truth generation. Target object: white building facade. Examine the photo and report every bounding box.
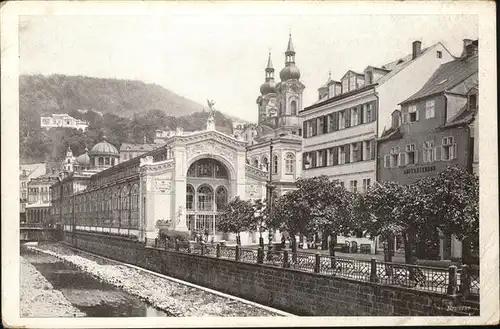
[41,114,89,131]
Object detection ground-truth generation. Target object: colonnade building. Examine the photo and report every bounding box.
[51,122,280,244]
[50,34,303,245]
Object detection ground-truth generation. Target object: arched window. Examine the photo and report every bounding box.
[105,157,110,165]
[111,158,115,166]
[112,188,120,228]
[90,158,95,167]
[130,184,139,229]
[290,100,297,115]
[273,154,279,174]
[98,157,104,166]
[186,185,195,210]
[106,188,112,228]
[120,186,130,229]
[285,153,295,174]
[253,157,259,168]
[187,159,228,179]
[197,185,213,211]
[262,157,269,172]
[215,186,228,211]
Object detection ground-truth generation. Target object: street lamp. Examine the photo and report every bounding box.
[266,139,274,254]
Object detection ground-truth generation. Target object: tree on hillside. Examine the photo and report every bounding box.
[417,166,479,263]
[218,196,254,245]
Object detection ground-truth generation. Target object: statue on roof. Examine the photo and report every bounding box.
[206,99,216,131]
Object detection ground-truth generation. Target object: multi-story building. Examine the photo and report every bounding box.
[120,143,162,162]
[154,129,177,144]
[300,40,454,190]
[377,39,478,261]
[19,163,46,223]
[25,174,60,227]
[40,113,89,131]
[299,40,455,253]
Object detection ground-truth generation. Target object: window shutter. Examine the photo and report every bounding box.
[359,105,364,124]
[345,144,351,163]
[332,146,339,165]
[384,155,390,168]
[370,140,375,160]
[345,108,351,128]
[423,148,427,163]
[302,121,307,138]
[415,108,420,121]
[414,150,419,164]
[402,113,408,124]
[323,116,328,134]
[452,144,457,160]
[398,152,404,166]
[440,146,445,161]
[372,101,377,121]
[333,112,339,131]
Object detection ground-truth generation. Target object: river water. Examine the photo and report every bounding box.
[22,249,170,317]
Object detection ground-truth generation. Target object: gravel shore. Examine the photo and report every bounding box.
[28,244,282,317]
[20,256,85,317]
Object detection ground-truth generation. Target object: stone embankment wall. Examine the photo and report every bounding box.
[64,231,476,316]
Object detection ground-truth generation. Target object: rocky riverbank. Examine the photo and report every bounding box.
[20,256,85,317]
[28,244,282,317]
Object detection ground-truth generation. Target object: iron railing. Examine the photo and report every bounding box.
[146,241,479,297]
[239,248,258,263]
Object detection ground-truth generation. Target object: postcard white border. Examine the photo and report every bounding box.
[1,1,498,327]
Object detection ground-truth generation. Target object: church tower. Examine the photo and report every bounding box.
[256,52,278,125]
[63,145,76,172]
[276,33,305,133]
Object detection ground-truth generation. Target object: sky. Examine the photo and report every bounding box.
[19,11,478,122]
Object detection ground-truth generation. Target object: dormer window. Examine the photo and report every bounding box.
[366,71,373,84]
[349,76,356,91]
[407,105,419,123]
[437,51,442,58]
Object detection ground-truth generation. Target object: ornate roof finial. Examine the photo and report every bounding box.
[328,69,332,79]
[266,51,274,70]
[286,30,295,54]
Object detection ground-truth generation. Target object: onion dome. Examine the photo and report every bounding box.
[89,136,119,157]
[280,65,301,81]
[75,147,90,165]
[260,81,277,95]
[279,33,301,81]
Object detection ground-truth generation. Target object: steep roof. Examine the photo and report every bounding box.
[440,102,477,129]
[376,44,438,86]
[402,54,478,104]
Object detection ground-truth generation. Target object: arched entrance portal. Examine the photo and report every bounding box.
[186,158,230,239]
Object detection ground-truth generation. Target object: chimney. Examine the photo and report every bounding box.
[463,39,474,48]
[463,39,478,57]
[412,41,422,59]
[391,110,401,129]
